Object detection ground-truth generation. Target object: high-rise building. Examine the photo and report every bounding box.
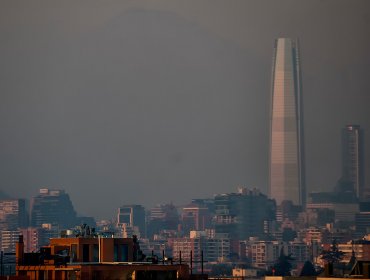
[30,188,77,229]
[214,187,276,240]
[20,227,42,253]
[181,204,212,233]
[147,204,179,238]
[117,205,146,238]
[0,199,28,230]
[342,124,364,199]
[269,38,305,206]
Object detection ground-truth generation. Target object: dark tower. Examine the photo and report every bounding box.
[342,125,364,199]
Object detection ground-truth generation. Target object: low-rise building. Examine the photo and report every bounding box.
[16,235,190,280]
[169,231,230,270]
[249,240,280,270]
[338,239,370,263]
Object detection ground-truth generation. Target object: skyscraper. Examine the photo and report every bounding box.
[269,38,305,206]
[0,199,28,230]
[30,188,77,229]
[342,124,364,199]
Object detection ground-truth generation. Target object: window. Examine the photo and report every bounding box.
[93,244,99,262]
[83,244,90,262]
[120,244,128,262]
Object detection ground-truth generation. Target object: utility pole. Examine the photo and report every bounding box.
[0,251,3,277]
[190,250,193,275]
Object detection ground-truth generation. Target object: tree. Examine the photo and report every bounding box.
[320,239,345,265]
[209,263,232,276]
[272,248,294,276]
[300,260,317,276]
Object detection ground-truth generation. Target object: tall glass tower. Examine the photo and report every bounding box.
[269,38,305,206]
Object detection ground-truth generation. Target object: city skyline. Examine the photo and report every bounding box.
[0,0,369,218]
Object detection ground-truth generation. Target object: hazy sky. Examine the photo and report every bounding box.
[0,0,369,219]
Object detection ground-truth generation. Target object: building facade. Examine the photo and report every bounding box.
[0,199,28,231]
[20,227,42,253]
[30,188,77,229]
[342,124,364,199]
[247,239,309,270]
[269,38,305,206]
[214,188,276,241]
[16,236,189,280]
[170,231,230,269]
[249,240,280,270]
[181,204,212,233]
[117,204,146,238]
[20,226,60,253]
[338,239,370,264]
[147,204,179,238]
[1,230,21,253]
